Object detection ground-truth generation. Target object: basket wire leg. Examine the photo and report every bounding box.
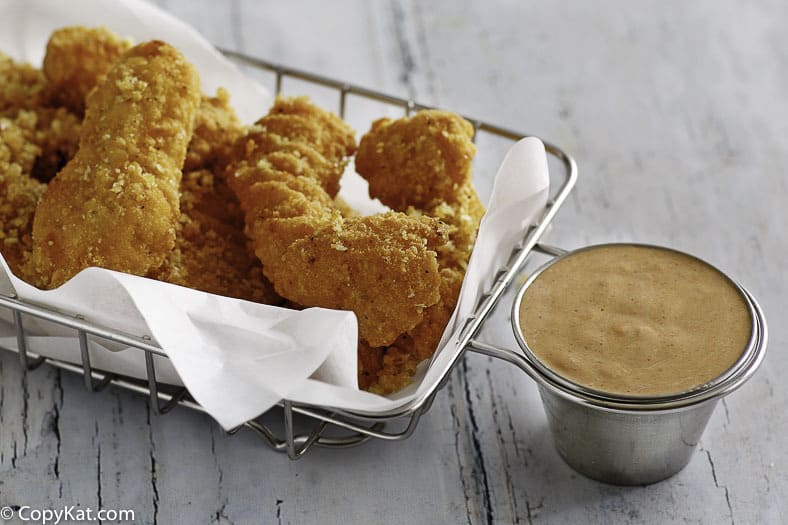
[78,329,93,390]
[77,330,116,391]
[144,351,162,415]
[283,400,296,458]
[242,420,284,450]
[13,310,43,371]
[142,350,191,416]
[283,400,328,460]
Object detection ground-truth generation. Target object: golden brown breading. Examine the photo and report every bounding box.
[227,96,449,348]
[356,111,484,272]
[355,111,484,393]
[0,107,81,280]
[355,110,477,210]
[43,26,132,115]
[358,340,420,394]
[154,169,280,304]
[235,127,344,199]
[14,107,81,183]
[253,96,355,197]
[0,112,47,279]
[184,89,246,172]
[409,184,485,270]
[0,111,41,173]
[31,41,201,289]
[271,212,447,347]
[402,267,464,360]
[0,108,81,171]
[359,268,464,394]
[0,166,44,281]
[268,96,357,159]
[0,52,47,112]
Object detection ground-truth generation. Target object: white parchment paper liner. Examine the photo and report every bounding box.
[0,0,549,429]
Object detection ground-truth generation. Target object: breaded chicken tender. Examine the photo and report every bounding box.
[227,96,448,347]
[154,169,280,304]
[355,110,477,210]
[43,26,132,115]
[31,41,201,289]
[355,110,484,393]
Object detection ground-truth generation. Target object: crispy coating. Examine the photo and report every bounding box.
[268,96,357,164]
[43,26,132,115]
[0,107,82,279]
[272,212,447,347]
[358,340,420,394]
[358,268,464,393]
[0,166,44,281]
[184,89,246,172]
[31,41,201,289]
[0,112,47,278]
[235,126,344,199]
[402,267,465,361]
[356,111,484,393]
[0,111,42,173]
[154,169,280,304]
[252,96,356,197]
[227,96,448,347]
[0,108,82,180]
[362,257,474,393]
[0,52,47,112]
[410,184,485,270]
[29,108,82,183]
[355,110,477,210]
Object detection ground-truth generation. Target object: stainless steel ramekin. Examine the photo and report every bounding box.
[510,243,768,485]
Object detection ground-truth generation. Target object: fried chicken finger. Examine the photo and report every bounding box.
[32,41,201,288]
[227,97,448,347]
[355,110,485,392]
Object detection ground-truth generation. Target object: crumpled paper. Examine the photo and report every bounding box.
[0,0,549,429]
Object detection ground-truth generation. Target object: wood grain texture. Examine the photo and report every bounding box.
[1,1,786,523]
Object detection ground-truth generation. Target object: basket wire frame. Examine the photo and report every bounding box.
[0,50,578,459]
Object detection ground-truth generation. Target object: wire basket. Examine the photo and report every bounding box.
[0,50,577,459]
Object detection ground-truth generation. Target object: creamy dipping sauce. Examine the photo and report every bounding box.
[518,245,753,396]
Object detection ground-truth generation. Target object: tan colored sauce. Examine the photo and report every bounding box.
[519,245,752,396]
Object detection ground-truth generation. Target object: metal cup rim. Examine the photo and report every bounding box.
[511,242,768,412]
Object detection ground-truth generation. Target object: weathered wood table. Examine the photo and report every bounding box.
[1,1,785,523]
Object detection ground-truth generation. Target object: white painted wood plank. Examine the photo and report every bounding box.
[0,1,786,524]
